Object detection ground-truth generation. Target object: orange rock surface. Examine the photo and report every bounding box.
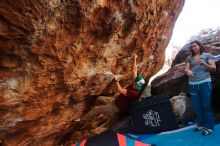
[0,0,184,145]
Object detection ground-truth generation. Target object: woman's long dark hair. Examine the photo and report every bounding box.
[190,40,205,56]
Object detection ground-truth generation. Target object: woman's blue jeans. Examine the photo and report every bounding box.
[189,81,214,130]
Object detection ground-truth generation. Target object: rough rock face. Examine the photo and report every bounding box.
[151,29,220,112]
[0,0,184,145]
[151,62,189,97]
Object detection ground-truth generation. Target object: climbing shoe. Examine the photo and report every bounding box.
[194,126,203,131]
[201,128,213,136]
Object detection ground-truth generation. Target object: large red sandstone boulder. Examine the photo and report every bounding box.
[0,0,184,145]
[151,62,188,97]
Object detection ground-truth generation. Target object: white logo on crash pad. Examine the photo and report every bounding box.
[142,110,161,127]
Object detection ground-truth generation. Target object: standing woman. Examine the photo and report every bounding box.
[185,40,216,135]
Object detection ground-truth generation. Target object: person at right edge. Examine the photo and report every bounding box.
[185,40,216,136]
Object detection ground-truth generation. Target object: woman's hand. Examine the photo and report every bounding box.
[185,70,194,77]
[198,60,206,66]
[199,59,216,72]
[185,62,194,77]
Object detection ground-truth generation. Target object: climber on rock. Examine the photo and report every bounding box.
[82,54,145,121]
